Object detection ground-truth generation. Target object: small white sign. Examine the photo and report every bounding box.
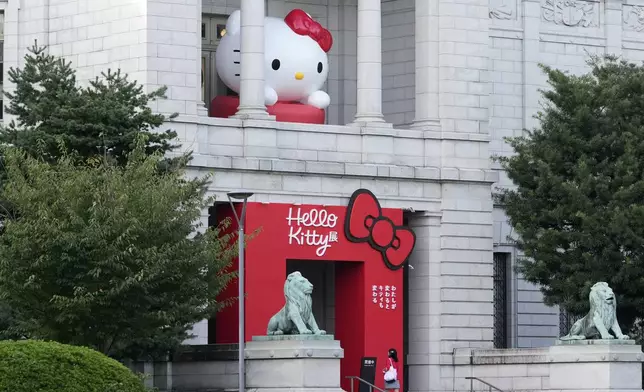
[371,284,397,310]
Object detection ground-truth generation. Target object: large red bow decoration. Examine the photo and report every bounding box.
[284,9,333,53]
[344,189,416,271]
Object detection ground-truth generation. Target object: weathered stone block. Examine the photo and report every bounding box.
[246,336,344,392]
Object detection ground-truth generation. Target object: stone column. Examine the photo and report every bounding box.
[233,0,271,119]
[605,0,622,58]
[522,0,542,131]
[2,0,20,124]
[406,211,441,392]
[350,0,389,127]
[182,207,211,345]
[410,0,440,131]
[196,0,208,116]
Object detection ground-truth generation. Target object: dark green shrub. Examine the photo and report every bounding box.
[0,340,147,392]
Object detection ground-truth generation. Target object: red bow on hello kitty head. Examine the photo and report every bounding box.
[284,9,333,53]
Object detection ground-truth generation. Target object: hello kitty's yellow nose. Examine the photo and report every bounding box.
[295,72,304,80]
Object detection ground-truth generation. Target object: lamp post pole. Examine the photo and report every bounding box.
[238,212,245,392]
[227,192,254,392]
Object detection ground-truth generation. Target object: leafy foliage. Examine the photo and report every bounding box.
[0,42,206,349]
[0,42,181,167]
[497,55,644,327]
[0,303,20,341]
[0,141,238,359]
[0,340,147,392]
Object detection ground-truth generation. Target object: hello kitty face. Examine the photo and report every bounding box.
[215,9,333,103]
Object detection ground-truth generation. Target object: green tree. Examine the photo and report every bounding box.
[0,42,188,338]
[0,42,185,227]
[0,141,237,360]
[0,303,19,341]
[0,42,180,166]
[497,56,644,328]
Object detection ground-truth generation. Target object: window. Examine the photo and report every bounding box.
[559,309,579,337]
[201,15,231,108]
[493,252,510,348]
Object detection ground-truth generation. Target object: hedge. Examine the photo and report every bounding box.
[0,340,147,392]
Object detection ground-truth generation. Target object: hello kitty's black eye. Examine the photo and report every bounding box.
[272,59,281,70]
[317,62,323,73]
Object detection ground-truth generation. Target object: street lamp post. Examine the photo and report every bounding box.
[227,191,253,392]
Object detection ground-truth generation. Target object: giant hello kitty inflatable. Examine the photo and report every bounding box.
[215,9,333,110]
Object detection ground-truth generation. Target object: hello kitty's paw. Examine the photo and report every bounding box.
[265,86,278,106]
[305,90,330,109]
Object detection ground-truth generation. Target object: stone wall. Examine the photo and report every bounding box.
[3,0,203,119]
[382,0,415,126]
[515,276,559,348]
[406,186,496,392]
[453,347,549,392]
[451,343,644,392]
[45,0,146,85]
[127,344,239,392]
[136,342,644,392]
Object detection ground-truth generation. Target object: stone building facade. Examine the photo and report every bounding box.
[0,0,639,391]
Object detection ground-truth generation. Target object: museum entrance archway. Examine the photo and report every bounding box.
[214,189,415,391]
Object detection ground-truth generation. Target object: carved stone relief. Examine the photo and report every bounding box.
[490,0,516,20]
[624,5,644,32]
[541,0,599,28]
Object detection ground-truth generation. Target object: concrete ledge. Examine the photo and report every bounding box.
[453,347,550,365]
[170,117,495,186]
[252,334,336,341]
[454,342,644,365]
[245,336,344,360]
[172,344,239,362]
[549,340,644,363]
[556,338,637,346]
[451,343,644,392]
[175,115,491,142]
[185,155,498,184]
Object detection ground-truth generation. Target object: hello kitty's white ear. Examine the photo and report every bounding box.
[226,10,241,36]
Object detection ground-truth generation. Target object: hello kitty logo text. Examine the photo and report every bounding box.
[215,9,333,109]
[286,207,339,257]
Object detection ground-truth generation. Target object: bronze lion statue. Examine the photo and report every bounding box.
[267,271,326,335]
[560,282,629,340]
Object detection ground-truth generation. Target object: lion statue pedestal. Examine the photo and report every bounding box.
[245,335,344,392]
[548,282,644,392]
[548,339,643,392]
